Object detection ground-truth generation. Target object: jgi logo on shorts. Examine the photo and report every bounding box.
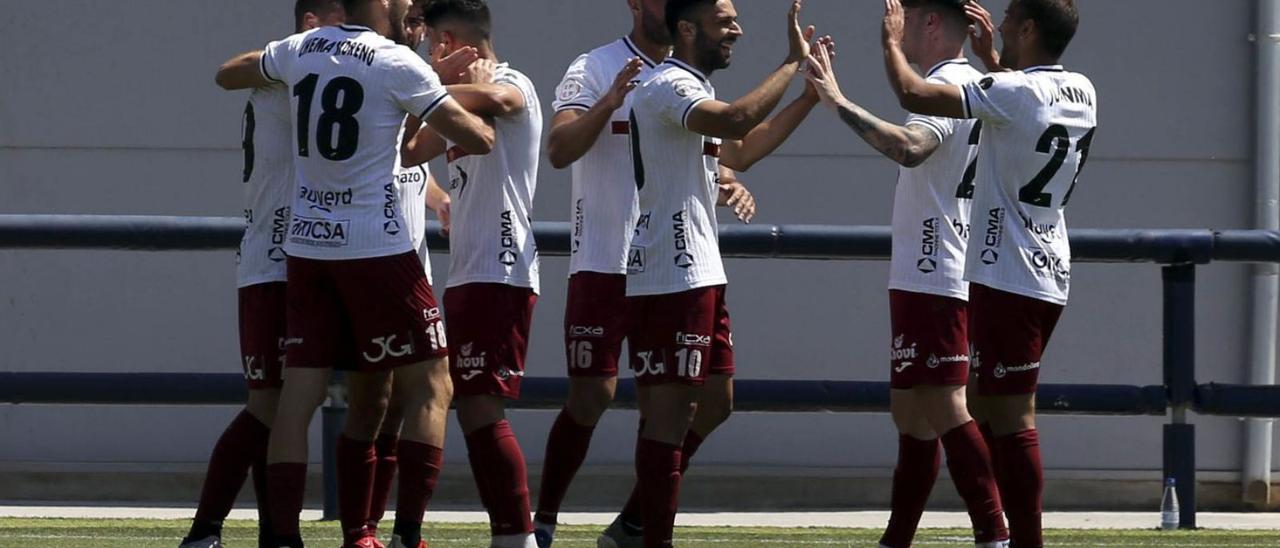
[364,333,414,364]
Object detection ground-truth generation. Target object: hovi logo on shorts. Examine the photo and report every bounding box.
[363,334,414,364]
[499,210,519,266]
[672,210,695,269]
[298,186,353,213]
[890,333,918,362]
[289,216,350,248]
[993,361,1040,379]
[457,342,487,370]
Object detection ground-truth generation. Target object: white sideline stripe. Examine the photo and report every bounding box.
[2,506,1279,530]
[5,536,1280,547]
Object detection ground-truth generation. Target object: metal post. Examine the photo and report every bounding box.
[321,378,348,521]
[1162,264,1197,529]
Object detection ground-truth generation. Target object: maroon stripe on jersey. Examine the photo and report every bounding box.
[702,141,721,158]
[612,121,631,135]
[447,146,470,163]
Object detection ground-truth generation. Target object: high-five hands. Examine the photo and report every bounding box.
[787,0,817,64]
[803,38,843,110]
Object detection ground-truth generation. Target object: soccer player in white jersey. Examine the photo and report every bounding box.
[535,2,755,547]
[626,1,823,545]
[213,0,495,545]
[879,0,1095,546]
[186,4,349,548]
[398,1,542,546]
[801,2,1007,547]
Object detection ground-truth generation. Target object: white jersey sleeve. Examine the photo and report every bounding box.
[552,54,605,112]
[651,73,713,129]
[961,71,1035,127]
[387,51,452,120]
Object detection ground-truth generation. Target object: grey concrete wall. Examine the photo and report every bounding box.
[1,0,1275,481]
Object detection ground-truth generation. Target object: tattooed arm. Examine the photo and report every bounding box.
[832,100,940,168]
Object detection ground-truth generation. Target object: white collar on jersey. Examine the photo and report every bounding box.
[924,57,970,78]
[622,36,660,68]
[663,58,708,83]
[1024,64,1066,73]
[338,24,372,33]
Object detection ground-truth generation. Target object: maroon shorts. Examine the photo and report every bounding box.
[969,283,1065,396]
[444,282,538,399]
[239,282,287,390]
[627,285,735,387]
[564,272,628,377]
[285,252,448,373]
[888,289,971,389]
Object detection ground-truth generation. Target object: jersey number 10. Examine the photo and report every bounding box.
[293,73,365,161]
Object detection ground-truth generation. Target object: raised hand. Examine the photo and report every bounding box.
[802,35,835,102]
[431,43,479,85]
[803,39,844,110]
[719,181,757,224]
[787,0,816,63]
[965,1,1002,70]
[461,58,497,85]
[882,0,906,49]
[600,57,645,111]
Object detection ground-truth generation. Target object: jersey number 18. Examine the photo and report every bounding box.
[293,73,365,161]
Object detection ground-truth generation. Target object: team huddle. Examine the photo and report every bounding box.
[188,0,1094,547]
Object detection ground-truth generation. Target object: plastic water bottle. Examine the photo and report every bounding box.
[1160,477,1180,530]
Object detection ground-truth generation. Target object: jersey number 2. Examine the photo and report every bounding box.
[1018,125,1096,208]
[293,74,364,161]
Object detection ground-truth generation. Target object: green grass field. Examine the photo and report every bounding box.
[2,519,1278,548]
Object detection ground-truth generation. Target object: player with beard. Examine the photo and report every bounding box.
[536,1,756,546]
[186,3,347,548]
[214,0,495,546]
[879,1,1096,546]
[801,1,1008,546]
[399,1,543,546]
[626,1,824,545]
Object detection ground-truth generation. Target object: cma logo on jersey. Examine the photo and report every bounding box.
[268,207,290,262]
[499,210,519,266]
[363,333,414,364]
[299,186,353,214]
[672,210,695,269]
[382,183,401,235]
[290,216,350,248]
[627,246,647,274]
[981,208,1005,265]
[918,217,940,274]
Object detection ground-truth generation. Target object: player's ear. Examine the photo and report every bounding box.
[677,19,697,42]
[302,12,320,31]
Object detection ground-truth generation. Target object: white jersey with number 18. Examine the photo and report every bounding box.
[261,24,453,261]
[960,65,1098,305]
[627,59,726,297]
[552,36,660,276]
[889,59,983,300]
[236,86,293,288]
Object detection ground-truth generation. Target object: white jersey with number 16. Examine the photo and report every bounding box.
[960,65,1098,305]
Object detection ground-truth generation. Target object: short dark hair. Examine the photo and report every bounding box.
[901,0,970,31]
[1012,0,1079,58]
[665,0,717,38]
[294,0,342,28]
[422,0,492,39]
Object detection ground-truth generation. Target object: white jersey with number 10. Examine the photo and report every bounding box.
[261,24,453,261]
[960,65,1098,305]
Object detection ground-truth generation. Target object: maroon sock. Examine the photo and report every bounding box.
[994,429,1044,548]
[535,409,597,524]
[618,419,648,525]
[392,440,444,545]
[465,420,534,536]
[251,441,272,540]
[266,462,308,538]
[878,435,941,548]
[941,421,1008,543]
[336,435,377,542]
[193,411,270,525]
[620,428,702,527]
[636,437,682,548]
[366,434,399,534]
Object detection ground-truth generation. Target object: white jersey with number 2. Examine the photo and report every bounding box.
[960,65,1098,305]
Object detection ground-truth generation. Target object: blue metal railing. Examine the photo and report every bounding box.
[4,214,1280,526]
